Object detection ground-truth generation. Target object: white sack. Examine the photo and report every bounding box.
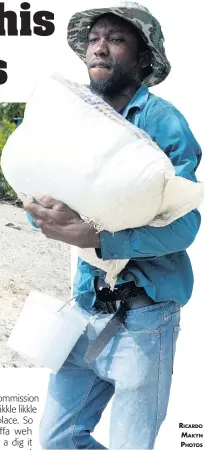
[1,75,203,287]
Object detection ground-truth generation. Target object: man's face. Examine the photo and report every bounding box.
[86,14,143,95]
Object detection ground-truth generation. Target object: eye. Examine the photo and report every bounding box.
[110,38,124,43]
[88,38,98,44]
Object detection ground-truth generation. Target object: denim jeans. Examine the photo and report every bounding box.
[39,300,180,449]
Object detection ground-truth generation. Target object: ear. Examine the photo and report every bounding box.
[139,50,151,69]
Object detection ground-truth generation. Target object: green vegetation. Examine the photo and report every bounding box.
[0,103,25,201]
[0,103,25,122]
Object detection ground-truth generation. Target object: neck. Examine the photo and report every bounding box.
[98,82,141,112]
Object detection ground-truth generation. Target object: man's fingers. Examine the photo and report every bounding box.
[23,201,48,221]
[18,193,35,203]
[52,202,67,212]
[35,195,66,211]
[35,195,57,209]
[19,193,67,212]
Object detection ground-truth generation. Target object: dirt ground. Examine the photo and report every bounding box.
[0,202,71,367]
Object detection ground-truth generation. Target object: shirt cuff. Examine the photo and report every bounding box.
[99,230,133,260]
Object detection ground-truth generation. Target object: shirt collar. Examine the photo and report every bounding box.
[121,85,149,119]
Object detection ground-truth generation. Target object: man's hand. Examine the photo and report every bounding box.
[20,194,100,249]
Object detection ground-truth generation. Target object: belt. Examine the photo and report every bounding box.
[94,281,155,312]
[84,282,156,365]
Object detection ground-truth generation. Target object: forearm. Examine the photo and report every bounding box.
[99,209,201,260]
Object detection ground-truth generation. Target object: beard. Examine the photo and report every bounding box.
[89,62,140,96]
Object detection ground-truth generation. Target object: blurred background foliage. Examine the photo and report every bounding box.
[0,103,25,201]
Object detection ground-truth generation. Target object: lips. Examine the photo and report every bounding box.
[90,61,111,69]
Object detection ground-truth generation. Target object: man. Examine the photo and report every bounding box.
[22,2,202,449]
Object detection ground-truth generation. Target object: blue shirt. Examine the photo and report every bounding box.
[72,85,202,308]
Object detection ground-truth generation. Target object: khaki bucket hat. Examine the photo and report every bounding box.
[67,1,171,87]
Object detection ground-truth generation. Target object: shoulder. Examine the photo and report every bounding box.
[139,91,202,175]
[143,92,187,127]
[141,91,200,149]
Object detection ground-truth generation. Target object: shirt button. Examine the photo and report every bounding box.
[113,254,118,258]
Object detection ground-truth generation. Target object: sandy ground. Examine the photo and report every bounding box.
[0,202,71,367]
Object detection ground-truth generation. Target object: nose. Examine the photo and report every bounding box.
[94,38,109,57]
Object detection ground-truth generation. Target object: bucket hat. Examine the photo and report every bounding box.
[67,1,171,87]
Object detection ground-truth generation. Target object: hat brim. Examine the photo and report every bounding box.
[67,5,171,87]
